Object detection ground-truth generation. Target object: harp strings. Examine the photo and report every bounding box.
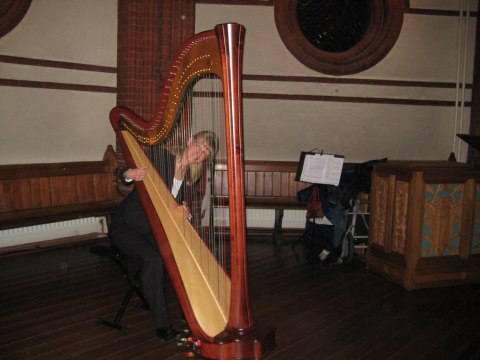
[143,73,230,302]
[191,74,230,285]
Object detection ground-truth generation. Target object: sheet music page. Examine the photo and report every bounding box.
[299,154,327,183]
[299,153,344,186]
[323,155,344,186]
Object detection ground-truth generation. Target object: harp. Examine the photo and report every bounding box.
[110,23,275,359]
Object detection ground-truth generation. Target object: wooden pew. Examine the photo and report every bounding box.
[0,153,309,251]
[0,146,123,238]
[213,160,310,241]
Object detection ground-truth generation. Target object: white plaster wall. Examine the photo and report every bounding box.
[243,100,466,162]
[0,87,115,164]
[196,2,477,163]
[0,0,117,164]
[0,0,477,165]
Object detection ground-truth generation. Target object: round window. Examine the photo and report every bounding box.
[0,0,32,38]
[274,0,405,75]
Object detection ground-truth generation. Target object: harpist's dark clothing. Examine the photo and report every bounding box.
[108,148,187,329]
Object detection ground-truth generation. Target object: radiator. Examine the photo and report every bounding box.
[212,208,307,229]
[0,217,107,248]
[0,210,305,248]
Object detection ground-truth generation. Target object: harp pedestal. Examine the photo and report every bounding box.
[197,324,276,359]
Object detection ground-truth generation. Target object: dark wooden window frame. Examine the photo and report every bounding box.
[0,0,32,38]
[273,0,406,76]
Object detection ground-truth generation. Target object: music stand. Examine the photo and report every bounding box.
[293,151,344,262]
[295,151,344,186]
[457,134,480,151]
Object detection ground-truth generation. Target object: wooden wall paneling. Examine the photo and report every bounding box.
[404,171,425,290]
[212,160,309,204]
[11,179,31,210]
[264,171,273,197]
[392,180,408,254]
[275,172,283,196]
[272,172,281,196]
[280,172,288,196]
[0,181,12,212]
[245,171,254,196]
[369,173,386,248]
[384,173,397,253]
[76,174,95,204]
[254,171,265,196]
[221,167,229,196]
[3,181,15,211]
[93,173,113,202]
[459,179,475,259]
[473,183,480,255]
[244,171,251,195]
[50,176,77,206]
[289,172,298,197]
[0,146,122,232]
[30,177,52,209]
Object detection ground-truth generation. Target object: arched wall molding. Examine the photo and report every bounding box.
[274,0,406,76]
[0,0,32,38]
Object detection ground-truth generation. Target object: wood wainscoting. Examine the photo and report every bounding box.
[0,146,123,252]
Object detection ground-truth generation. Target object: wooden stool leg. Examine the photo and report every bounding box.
[96,266,143,334]
[273,209,284,244]
[90,245,149,333]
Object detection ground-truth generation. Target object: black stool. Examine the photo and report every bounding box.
[90,244,149,333]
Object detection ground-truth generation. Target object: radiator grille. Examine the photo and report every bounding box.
[0,217,107,248]
[213,208,307,229]
[0,210,306,248]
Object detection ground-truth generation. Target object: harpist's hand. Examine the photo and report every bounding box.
[124,166,147,182]
[177,201,192,221]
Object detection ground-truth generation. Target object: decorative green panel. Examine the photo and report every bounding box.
[422,183,463,257]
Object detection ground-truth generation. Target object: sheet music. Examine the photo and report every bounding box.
[298,153,344,186]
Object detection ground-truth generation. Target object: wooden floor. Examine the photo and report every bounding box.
[1,237,479,360]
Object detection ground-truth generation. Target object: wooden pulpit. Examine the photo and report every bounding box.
[368,161,480,290]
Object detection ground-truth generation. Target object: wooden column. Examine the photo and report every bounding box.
[115,0,195,167]
[116,0,195,118]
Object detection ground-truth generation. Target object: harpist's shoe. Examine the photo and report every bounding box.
[156,326,180,342]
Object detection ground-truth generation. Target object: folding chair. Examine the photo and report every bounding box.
[90,244,149,333]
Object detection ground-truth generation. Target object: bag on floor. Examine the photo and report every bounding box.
[300,220,338,264]
[306,185,324,220]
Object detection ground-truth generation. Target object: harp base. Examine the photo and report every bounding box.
[196,324,276,360]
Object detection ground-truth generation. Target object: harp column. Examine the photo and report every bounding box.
[215,23,253,332]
